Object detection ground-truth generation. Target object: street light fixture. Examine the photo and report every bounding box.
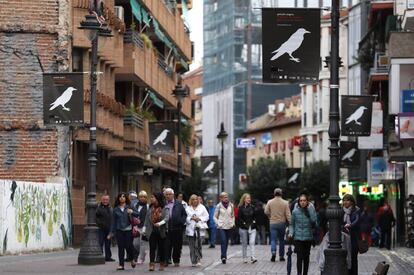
[217,122,228,193]
[298,136,312,168]
[323,0,348,273]
[172,77,189,193]
[77,14,112,266]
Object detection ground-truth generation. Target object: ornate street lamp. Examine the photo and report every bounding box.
[216,123,228,193]
[172,77,189,193]
[77,12,112,265]
[298,136,312,168]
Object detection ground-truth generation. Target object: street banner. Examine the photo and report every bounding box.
[261,132,272,145]
[201,156,219,179]
[286,168,301,188]
[358,102,383,149]
[340,141,360,168]
[280,140,286,151]
[236,138,256,148]
[401,90,414,112]
[262,8,321,83]
[341,95,374,136]
[369,157,387,185]
[272,142,278,153]
[43,72,84,125]
[149,121,175,153]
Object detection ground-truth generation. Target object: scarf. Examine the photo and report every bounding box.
[222,201,229,209]
[151,206,162,225]
[343,206,352,225]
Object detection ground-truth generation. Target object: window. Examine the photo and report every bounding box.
[251,159,255,166]
[72,48,83,72]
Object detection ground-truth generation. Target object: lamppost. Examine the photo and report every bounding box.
[298,136,312,168]
[77,13,111,265]
[217,123,228,193]
[323,0,348,273]
[172,77,188,193]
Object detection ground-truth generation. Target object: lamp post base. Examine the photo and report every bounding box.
[78,226,105,265]
[322,247,347,275]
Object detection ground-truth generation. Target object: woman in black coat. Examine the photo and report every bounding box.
[342,194,361,275]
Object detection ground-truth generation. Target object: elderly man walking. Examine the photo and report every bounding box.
[265,188,291,262]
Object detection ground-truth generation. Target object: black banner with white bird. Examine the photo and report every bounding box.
[200,156,219,179]
[262,8,320,83]
[340,141,360,168]
[341,96,374,136]
[149,121,176,153]
[286,168,301,188]
[43,73,84,125]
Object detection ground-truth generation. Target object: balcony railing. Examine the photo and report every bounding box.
[124,29,144,49]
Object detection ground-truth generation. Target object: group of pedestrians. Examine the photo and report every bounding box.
[95,187,369,275]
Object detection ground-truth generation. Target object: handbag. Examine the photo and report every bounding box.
[130,216,141,238]
[358,239,369,254]
[196,221,209,230]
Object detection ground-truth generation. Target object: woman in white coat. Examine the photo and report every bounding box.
[186,194,209,267]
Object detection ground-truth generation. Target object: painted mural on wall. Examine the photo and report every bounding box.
[0,180,70,255]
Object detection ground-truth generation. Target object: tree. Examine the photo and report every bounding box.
[181,158,214,199]
[300,161,330,202]
[246,156,287,203]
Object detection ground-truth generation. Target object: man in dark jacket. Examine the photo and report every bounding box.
[96,194,114,261]
[254,202,268,245]
[165,188,187,266]
[378,204,395,250]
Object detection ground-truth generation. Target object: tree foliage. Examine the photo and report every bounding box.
[300,161,330,202]
[246,156,287,203]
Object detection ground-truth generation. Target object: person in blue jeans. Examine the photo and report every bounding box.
[214,192,235,264]
[207,199,217,248]
[265,188,291,262]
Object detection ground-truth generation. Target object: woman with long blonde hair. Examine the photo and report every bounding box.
[238,193,258,263]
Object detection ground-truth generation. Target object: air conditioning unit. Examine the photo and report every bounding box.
[115,6,124,21]
[375,53,389,69]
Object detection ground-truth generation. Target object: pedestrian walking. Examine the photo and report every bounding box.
[176,192,188,209]
[288,193,318,275]
[214,192,235,264]
[378,202,395,250]
[186,194,209,267]
[231,201,240,245]
[164,188,187,267]
[96,194,114,262]
[136,191,149,265]
[143,192,170,271]
[265,188,291,262]
[207,199,217,248]
[342,194,361,275]
[128,191,139,262]
[359,201,374,247]
[238,193,258,264]
[110,192,138,271]
[254,201,268,245]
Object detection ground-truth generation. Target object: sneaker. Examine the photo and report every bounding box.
[251,257,257,264]
[243,258,248,263]
[192,263,197,267]
[221,258,226,264]
[279,257,285,262]
[271,255,276,262]
[196,262,202,267]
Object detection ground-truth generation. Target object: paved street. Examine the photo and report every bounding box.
[0,244,414,274]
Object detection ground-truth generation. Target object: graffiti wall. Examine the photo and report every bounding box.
[0,180,70,255]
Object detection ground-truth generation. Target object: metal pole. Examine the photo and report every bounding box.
[322,0,347,274]
[78,32,105,265]
[304,149,307,168]
[221,139,225,193]
[177,101,183,193]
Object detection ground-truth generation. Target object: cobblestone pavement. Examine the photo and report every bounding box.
[0,244,413,274]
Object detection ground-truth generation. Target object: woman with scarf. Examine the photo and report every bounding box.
[110,192,139,270]
[238,193,258,263]
[214,192,235,264]
[185,194,209,267]
[288,193,318,275]
[342,194,361,275]
[143,192,170,271]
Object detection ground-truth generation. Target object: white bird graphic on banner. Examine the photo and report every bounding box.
[203,161,216,174]
[288,172,299,184]
[49,87,77,111]
[271,28,310,63]
[345,106,367,125]
[342,148,357,162]
[153,129,170,145]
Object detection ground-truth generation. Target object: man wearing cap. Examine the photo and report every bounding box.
[265,188,291,262]
[164,188,187,266]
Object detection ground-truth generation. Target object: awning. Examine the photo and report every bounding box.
[180,58,189,71]
[148,90,164,109]
[141,8,150,26]
[152,18,173,50]
[131,0,142,23]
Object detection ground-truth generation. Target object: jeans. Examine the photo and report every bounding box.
[294,240,311,275]
[98,228,112,260]
[239,228,256,259]
[149,230,166,264]
[255,225,267,245]
[270,223,286,257]
[167,229,184,264]
[115,230,135,267]
[209,227,217,246]
[219,229,232,259]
